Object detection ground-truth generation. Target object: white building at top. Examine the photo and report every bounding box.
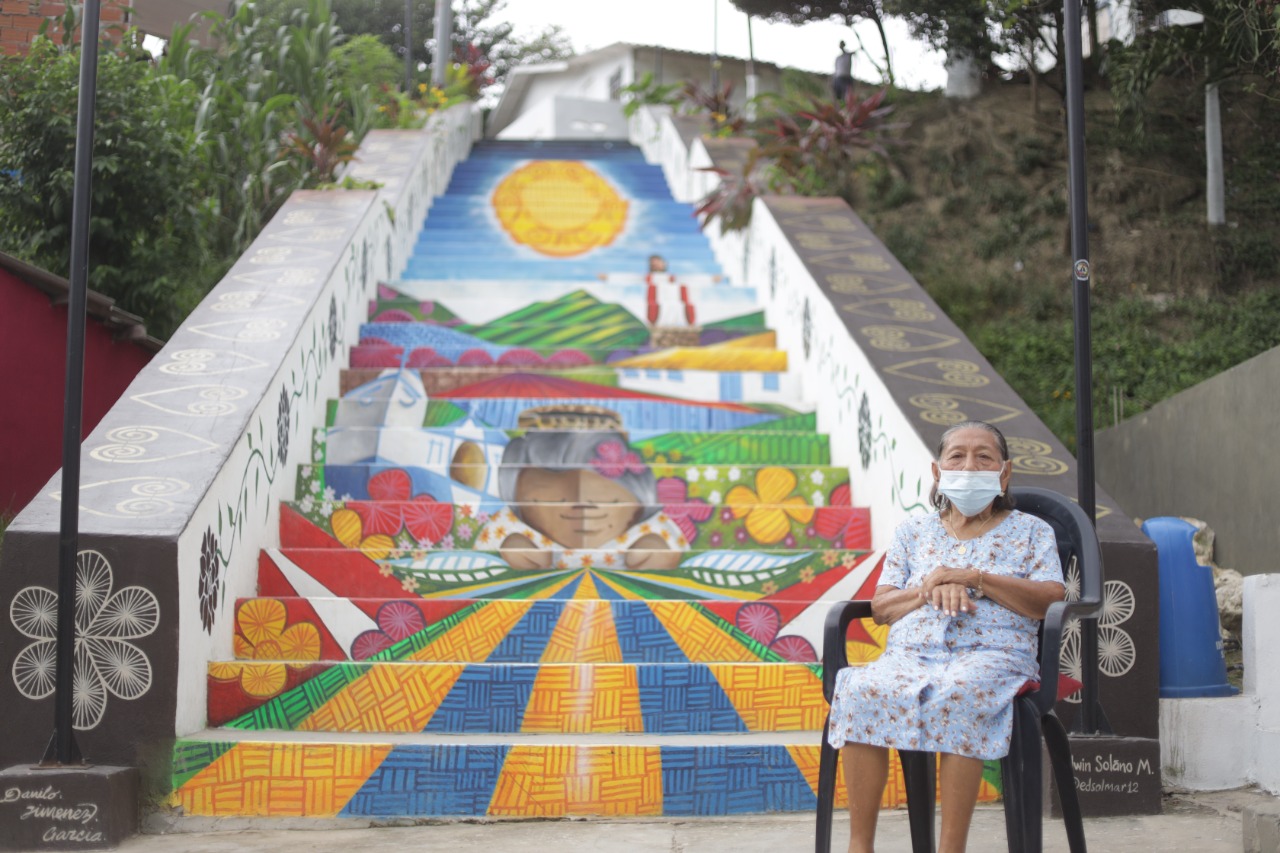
[487,42,790,140]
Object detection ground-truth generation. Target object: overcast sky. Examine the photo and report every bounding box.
[493,0,948,91]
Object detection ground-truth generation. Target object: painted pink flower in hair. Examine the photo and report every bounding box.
[591,441,646,479]
[656,477,713,543]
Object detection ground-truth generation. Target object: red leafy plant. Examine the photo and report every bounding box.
[695,89,905,231]
[282,106,359,185]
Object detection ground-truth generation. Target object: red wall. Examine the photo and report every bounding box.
[0,269,154,515]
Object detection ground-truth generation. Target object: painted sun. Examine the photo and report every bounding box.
[491,160,629,257]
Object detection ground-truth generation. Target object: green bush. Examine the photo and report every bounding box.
[0,37,211,337]
[333,33,402,95]
[970,291,1280,448]
[160,0,375,268]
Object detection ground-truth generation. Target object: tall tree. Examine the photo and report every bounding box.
[0,37,210,338]
[451,1,573,84]
[256,0,572,85]
[729,0,896,86]
[1110,0,1278,137]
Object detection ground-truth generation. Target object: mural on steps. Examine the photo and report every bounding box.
[169,145,1001,819]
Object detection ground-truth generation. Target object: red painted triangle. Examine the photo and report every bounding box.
[280,503,344,548]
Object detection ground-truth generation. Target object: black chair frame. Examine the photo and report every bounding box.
[814,486,1104,853]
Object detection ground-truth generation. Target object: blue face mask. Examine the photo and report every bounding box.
[938,468,1004,517]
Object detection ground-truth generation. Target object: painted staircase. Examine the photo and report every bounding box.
[169,140,893,819]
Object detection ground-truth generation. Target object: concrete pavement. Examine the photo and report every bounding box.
[118,789,1274,853]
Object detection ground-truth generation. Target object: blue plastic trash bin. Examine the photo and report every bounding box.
[1142,516,1237,698]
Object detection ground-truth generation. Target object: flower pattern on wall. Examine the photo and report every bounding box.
[277,386,292,466]
[802,297,812,359]
[328,295,339,359]
[10,550,159,730]
[857,393,872,470]
[198,528,221,633]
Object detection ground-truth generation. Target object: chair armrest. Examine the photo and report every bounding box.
[1033,596,1105,715]
[822,600,875,702]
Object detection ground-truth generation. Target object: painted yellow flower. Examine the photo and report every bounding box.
[726,467,815,544]
[238,597,286,646]
[213,599,322,699]
[331,508,395,560]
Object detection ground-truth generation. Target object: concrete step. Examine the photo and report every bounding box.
[303,461,843,499]
[348,334,786,371]
[208,657,826,734]
[335,365,794,404]
[226,596,869,665]
[385,282,762,327]
[168,729,833,818]
[277,494,868,552]
[312,424,833,466]
[327,388,796,433]
[401,262,724,281]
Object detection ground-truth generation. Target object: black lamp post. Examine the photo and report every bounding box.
[43,0,103,767]
[404,0,413,92]
[1062,0,1110,736]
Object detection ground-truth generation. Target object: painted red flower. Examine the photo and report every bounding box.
[736,602,781,645]
[351,630,392,660]
[655,477,713,542]
[546,350,592,366]
[812,483,872,549]
[770,635,818,662]
[351,345,402,368]
[407,347,453,368]
[458,349,495,366]
[377,600,426,641]
[594,441,647,479]
[349,469,454,544]
[497,348,545,366]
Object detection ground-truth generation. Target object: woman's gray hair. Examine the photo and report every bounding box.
[928,420,1017,513]
[498,431,659,522]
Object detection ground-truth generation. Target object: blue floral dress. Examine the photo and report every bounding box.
[827,510,1063,760]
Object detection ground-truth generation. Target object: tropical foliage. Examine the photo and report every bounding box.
[1109,0,1280,140]
[620,72,683,117]
[252,0,573,88]
[0,36,210,336]
[0,0,499,339]
[692,88,903,231]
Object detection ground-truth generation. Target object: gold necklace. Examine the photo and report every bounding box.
[944,508,997,556]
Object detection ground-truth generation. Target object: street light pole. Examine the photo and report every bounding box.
[1063,0,1109,737]
[42,0,103,767]
[404,0,413,92]
[432,0,453,89]
[710,0,720,91]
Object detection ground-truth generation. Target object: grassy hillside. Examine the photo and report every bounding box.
[855,76,1280,449]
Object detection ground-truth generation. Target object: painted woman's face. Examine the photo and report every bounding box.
[515,468,641,548]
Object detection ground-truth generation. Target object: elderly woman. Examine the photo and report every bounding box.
[827,420,1066,853]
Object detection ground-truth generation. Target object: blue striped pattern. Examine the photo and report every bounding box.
[407,142,720,282]
[339,745,510,817]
